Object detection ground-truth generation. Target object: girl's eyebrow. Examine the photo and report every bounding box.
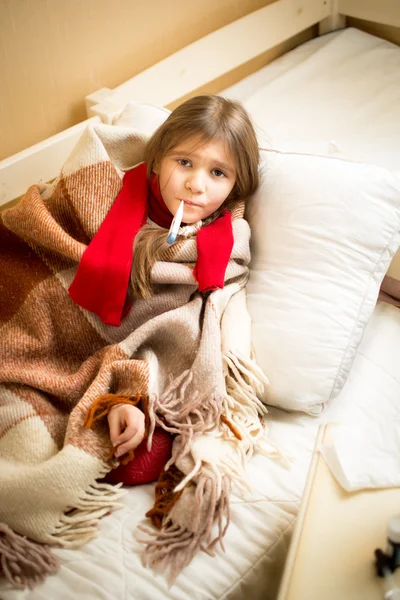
[213,161,235,175]
[168,150,235,174]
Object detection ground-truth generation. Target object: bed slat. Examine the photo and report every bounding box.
[87,0,330,123]
[0,117,101,207]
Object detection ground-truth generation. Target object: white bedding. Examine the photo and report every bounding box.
[224,27,400,171]
[2,27,400,600]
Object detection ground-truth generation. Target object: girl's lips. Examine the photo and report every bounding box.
[181,199,199,207]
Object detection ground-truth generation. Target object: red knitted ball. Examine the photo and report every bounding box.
[105,428,173,486]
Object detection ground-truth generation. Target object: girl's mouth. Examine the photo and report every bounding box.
[182,199,199,207]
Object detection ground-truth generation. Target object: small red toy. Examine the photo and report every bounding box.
[105,428,173,486]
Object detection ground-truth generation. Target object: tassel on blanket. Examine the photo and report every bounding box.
[140,472,231,585]
[0,524,59,590]
[224,350,292,467]
[223,350,269,412]
[152,371,221,434]
[148,370,224,467]
[140,354,270,580]
[222,350,269,447]
[145,464,185,530]
[220,415,242,440]
[49,478,126,547]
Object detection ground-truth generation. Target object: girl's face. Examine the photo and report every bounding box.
[156,136,237,224]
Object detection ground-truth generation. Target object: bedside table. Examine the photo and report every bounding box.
[277,424,400,600]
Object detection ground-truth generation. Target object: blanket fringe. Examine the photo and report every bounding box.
[154,371,220,430]
[148,370,223,466]
[224,350,268,413]
[175,446,251,498]
[148,355,268,470]
[139,473,230,584]
[0,523,59,590]
[48,477,126,547]
[145,465,185,530]
[223,351,291,466]
[140,352,273,582]
[221,350,268,449]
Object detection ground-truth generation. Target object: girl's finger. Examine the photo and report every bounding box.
[115,424,138,445]
[108,411,122,446]
[115,429,145,458]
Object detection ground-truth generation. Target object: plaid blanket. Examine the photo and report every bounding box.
[0,124,269,588]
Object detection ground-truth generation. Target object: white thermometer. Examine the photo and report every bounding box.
[167,200,184,244]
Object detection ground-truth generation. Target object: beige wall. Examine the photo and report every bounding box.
[1,1,398,162]
[0,0,316,162]
[347,17,400,46]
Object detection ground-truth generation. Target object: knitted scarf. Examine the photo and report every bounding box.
[0,123,269,589]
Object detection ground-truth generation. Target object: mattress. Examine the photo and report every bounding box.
[2,27,400,600]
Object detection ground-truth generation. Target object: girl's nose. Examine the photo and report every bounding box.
[186,172,205,194]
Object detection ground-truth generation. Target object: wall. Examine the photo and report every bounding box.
[347,17,400,45]
[0,0,315,162]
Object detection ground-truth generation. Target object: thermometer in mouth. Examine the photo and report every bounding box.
[167,200,184,244]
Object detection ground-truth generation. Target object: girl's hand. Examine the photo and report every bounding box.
[107,404,145,458]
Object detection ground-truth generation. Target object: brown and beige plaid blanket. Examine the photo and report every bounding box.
[0,124,269,588]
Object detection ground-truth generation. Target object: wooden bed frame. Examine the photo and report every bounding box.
[0,0,398,208]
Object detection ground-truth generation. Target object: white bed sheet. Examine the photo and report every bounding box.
[2,27,400,600]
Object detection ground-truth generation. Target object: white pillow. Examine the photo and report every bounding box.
[113,101,170,136]
[246,150,400,415]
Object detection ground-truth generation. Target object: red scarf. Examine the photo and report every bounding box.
[68,162,234,326]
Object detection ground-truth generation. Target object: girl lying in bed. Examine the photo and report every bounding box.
[68,94,262,477]
[0,94,270,589]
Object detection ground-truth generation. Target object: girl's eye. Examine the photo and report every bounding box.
[212,169,226,178]
[177,159,191,167]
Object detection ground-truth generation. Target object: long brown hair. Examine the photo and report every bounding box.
[131,95,259,298]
